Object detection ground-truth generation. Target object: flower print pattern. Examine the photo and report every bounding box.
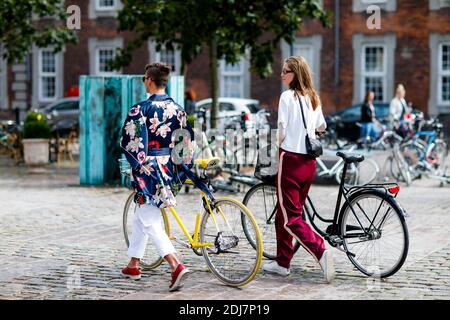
[163,102,178,121]
[125,120,137,138]
[120,94,196,208]
[149,112,160,133]
[128,105,141,116]
[153,101,166,108]
[126,137,144,153]
[138,116,147,125]
[137,151,146,164]
[177,111,187,127]
[156,124,171,138]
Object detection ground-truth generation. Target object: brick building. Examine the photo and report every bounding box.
[0,0,449,128]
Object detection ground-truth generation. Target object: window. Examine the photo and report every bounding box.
[220,60,244,98]
[429,0,450,10]
[148,41,181,75]
[362,46,386,102]
[96,0,115,10]
[97,48,115,74]
[89,38,122,76]
[219,103,235,112]
[281,35,322,92]
[39,50,57,101]
[439,43,450,104]
[89,0,122,19]
[352,33,396,104]
[353,0,396,12]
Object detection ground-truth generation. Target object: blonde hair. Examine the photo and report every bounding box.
[284,56,321,110]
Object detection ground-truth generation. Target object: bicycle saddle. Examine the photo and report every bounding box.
[194,156,221,170]
[336,151,364,164]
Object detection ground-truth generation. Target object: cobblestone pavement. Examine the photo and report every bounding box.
[0,154,449,300]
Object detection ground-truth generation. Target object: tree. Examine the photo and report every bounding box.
[114,0,331,128]
[0,0,76,66]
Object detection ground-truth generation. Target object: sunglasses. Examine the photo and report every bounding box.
[281,69,294,75]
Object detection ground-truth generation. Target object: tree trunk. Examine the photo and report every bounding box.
[209,35,218,129]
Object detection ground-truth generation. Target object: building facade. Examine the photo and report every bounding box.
[0,0,450,128]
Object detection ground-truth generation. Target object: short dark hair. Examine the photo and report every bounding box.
[144,62,171,88]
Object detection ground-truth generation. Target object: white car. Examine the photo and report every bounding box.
[195,97,270,132]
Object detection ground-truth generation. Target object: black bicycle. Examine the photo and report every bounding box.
[242,151,409,278]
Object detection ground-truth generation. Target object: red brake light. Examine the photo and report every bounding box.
[244,113,250,121]
[388,185,400,195]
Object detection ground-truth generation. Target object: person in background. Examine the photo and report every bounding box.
[184,89,197,116]
[389,84,411,137]
[360,91,379,143]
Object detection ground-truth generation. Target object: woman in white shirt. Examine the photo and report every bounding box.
[262,56,335,283]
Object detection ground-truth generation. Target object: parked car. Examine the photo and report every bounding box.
[37,97,79,135]
[195,97,270,132]
[326,103,390,142]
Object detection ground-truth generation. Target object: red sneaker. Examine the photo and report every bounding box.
[121,266,141,280]
[169,264,190,291]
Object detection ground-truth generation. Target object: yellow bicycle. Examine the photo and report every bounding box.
[119,157,263,287]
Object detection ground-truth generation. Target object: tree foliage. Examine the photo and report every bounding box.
[114,0,331,127]
[0,0,77,64]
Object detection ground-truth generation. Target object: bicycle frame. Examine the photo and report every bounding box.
[160,182,235,251]
[316,144,357,178]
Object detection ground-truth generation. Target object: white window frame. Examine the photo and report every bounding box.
[38,49,59,103]
[148,40,181,75]
[361,44,387,103]
[438,43,450,105]
[429,0,450,10]
[89,0,122,19]
[281,35,323,92]
[353,0,396,12]
[89,38,123,76]
[95,47,118,76]
[96,0,116,11]
[219,59,245,98]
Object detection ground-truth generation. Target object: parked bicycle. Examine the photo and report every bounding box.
[119,156,263,287]
[243,150,409,278]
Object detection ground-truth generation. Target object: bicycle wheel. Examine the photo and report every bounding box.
[123,192,170,270]
[242,183,301,259]
[339,190,409,278]
[391,146,412,186]
[427,139,448,171]
[199,197,262,287]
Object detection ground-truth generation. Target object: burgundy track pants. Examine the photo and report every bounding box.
[275,149,326,269]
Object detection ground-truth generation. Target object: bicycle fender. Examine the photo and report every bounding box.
[337,188,407,235]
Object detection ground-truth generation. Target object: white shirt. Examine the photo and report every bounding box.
[278,90,326,154]
[389,97,409,122]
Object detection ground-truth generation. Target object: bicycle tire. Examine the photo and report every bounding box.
[426,139,448,170]
[391,145,412,186]
[199,197,262,287]
[242,182,301,259]
[339,189,409,278]
[123,192,170,270]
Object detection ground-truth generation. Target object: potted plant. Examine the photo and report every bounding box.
[22,111,52,165]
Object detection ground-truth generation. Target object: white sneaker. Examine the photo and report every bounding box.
[319,250,335,283]
[262,260,290,276]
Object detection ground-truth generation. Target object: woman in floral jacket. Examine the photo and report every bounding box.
[120,63,195,291]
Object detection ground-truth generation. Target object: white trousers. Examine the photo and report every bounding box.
[127,204,176,259]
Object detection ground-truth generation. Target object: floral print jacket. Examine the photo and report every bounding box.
[120,93,196,208]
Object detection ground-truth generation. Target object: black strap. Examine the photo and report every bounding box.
[295,92,309,131]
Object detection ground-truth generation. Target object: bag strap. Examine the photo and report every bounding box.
[295,91,309,132]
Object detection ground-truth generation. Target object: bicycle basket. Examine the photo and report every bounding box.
[118,158,131,176]
[254,143,278,183]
